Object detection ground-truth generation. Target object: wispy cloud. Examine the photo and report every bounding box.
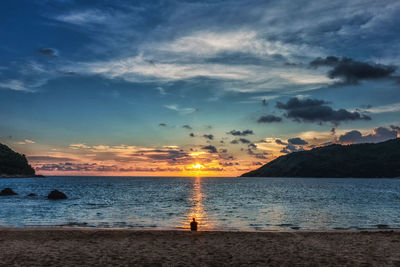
[359,103,400,114]
[55,9,110,25]
[16,139,35,145]
[164,104,197,115]
[0,80,32,92]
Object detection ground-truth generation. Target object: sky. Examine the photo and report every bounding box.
[1,0,399,176]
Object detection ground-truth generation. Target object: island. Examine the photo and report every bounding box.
[0,143,40,178]
[241,138,400,178]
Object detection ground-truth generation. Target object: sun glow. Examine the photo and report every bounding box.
[192,163,204,169]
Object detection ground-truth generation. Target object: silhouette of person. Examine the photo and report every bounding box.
[190,218,198,231]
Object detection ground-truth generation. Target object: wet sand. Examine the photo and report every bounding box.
[0,228,400,266]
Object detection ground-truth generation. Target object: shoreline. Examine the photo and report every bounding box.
[1,225,400,232]
[0,174,45,178]
[0,228,399,266]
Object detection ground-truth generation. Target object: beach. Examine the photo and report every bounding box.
[0,229,399,266]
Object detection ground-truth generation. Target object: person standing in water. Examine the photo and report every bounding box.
[190,218,198,231]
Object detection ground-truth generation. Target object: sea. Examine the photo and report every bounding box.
[1,176,399,231]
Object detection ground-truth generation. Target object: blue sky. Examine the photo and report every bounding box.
[1,0,399,176]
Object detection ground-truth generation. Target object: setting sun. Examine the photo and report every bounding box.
[192,163,204,169]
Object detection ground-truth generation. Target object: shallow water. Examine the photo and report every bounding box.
[0,176,400,231]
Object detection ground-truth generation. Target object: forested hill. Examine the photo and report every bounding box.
[0,143,36,177]
[241,138,400,178]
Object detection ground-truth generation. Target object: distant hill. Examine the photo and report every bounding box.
[0,143,36,177]
[241,138,400,178]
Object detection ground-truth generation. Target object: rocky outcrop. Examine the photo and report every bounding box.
[47,190,67,200]
[0,188,18,196]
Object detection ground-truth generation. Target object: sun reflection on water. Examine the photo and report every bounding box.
[178,177,213,230]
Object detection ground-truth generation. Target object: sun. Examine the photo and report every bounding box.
[192,163,204,169]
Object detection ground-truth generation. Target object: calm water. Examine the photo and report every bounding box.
[0,176,400,231]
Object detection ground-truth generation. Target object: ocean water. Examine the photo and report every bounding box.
[0,176,400,231]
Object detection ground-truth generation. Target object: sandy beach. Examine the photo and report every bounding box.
[0,229,399,266]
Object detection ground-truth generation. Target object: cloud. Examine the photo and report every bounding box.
[0,80,32,92]
[133,149,191,164]
[28,156,77,162]
[37,48,57,56]
[288,137,308,145]
[357,103,400,114]
[280,144,304,154]
[202,145,217,153]
[272,137,307,154]
[310,56,397,84]
[391,125,400,131]
[159,123,167,127]
[228,129,254,136]
[231,138,252,145]
[182,125,192,130]
[165,104,197,115]
[238,138,251,144]
[16,139,35,145]
[257,114,282,123]
[276,97,371,124]
[275,139,287,145]
[247,149,268,159]
[119,167,182,172]
[55,9,110,25]
[338,127,398,144]
[161,30,319,59]
[35,162,118,172]
[248,143,257,149]
[69,143,91,149]
[203,134,214,140]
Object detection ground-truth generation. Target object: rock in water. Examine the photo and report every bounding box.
[27,193,37,197]
[0,188,18,196]
[47,190,67,200]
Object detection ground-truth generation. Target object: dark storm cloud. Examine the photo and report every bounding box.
[37,48,57,56]
[276,97,371,124]
[202,145,217,153]
[338,127,398,144]
[257,115,282,123]
[288,137,308,145]
[228,129,254,136]
[203,134,214,140]
[182,125,192,130]
[310,56,397,84]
